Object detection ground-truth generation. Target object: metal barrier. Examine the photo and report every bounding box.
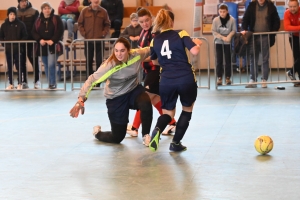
[70,38,117,90]
[214,31,300,89]
[0,40,67,91]
[189,37,211,89]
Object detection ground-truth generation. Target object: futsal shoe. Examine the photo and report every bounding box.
[169,142,187,152]
[162,124,176,135]
[93,125,101,136]
[149,127,161,152]
[143,134,151,146]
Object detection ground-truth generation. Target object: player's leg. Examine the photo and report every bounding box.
[170,82,197,152]
[149,83,178,152]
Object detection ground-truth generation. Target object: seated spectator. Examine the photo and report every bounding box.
[101,0,124,38]
[0,7,28,90]
[120,13,142,48]
[58,0,80,43]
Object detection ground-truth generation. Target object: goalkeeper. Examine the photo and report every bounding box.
[70,37,153,144]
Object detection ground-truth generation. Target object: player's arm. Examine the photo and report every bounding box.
[190,38,202,56]
[152,59,159,65]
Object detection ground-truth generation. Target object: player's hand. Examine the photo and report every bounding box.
[193,38,202,46]
[70,97,85,118]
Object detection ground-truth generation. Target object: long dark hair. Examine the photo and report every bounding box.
[106,37,131,64]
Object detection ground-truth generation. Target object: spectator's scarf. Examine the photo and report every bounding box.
[64,0,75,6]
[220,13,230,28]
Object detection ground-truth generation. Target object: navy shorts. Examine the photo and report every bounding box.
[144,69,160,95]
[106,84,145,124]
[159,81,198,110]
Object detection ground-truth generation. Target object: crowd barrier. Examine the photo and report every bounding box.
[69,37,211,91]
[2,31,300,92]
[214,31,300,89]
[191,37,211,89]
[0,40,67,91]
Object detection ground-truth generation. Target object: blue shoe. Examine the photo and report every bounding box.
[169,142,187,152]
[149,127,161,152]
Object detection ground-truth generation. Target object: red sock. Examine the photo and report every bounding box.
[154,101,163,115]
[132,110,141,129]
[169,118,176,125]
[154,101,176,125]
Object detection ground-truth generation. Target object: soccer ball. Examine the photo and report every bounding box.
[254,135,273,155]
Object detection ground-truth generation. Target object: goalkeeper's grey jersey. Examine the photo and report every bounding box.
[79,47,150,99]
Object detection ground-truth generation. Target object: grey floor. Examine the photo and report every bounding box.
[1,77,300,200]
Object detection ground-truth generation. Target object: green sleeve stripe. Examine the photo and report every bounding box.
[85,55,141,98]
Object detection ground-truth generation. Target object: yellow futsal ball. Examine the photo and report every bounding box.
[254,135,274,155]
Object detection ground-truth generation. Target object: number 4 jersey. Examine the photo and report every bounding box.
[150,29,197,83]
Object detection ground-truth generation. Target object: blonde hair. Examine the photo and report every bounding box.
[152,9,174,33]
[130,13,138,20]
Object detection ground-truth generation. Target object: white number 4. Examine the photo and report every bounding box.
[160,40,172,59]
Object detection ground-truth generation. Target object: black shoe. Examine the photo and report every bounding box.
[294,82,300,87]
[49,84,57,89]
[169,142,187,152]
[286,70,296,81]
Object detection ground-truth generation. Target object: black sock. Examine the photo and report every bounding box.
[173,111,192,143]
[153,114,172,134]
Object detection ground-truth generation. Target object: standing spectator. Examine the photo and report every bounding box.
[58,0,80,43]
[78,0,110,78]
[242,0,280,88]
[149,9,202,152]
[120,12,142,48]
[0,7,28,90]
[17,0,40,89]
[284,0,300,87]
[212,3,236,85]
[100,0,123,38]
[32,2,64,89]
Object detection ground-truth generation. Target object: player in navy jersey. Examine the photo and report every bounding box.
[126,8,176,145]
[149,9,202,152]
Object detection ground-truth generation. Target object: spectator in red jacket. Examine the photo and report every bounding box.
[284,0,300,87]
[58,0,80,43]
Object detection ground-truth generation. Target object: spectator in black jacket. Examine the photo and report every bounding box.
[242,0,280,88]
[101,0,123,38]
[17,0,40,89]
[32,2,64,89]
[0,7,28,90]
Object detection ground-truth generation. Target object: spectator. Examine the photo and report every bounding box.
[0,7,28,90]
[58,0,80,43]
[212,3,236,85]
[242,0,280,88]
[69,37,153,144]
[17,0,40,89]
[120,13,142,48]
[100,0,124,38]
[78,0,110,78]
[32,2,64,89]
[284,0,300,87]
[78,0,91,12]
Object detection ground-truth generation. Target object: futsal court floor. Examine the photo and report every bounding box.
[1,78,300,199]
